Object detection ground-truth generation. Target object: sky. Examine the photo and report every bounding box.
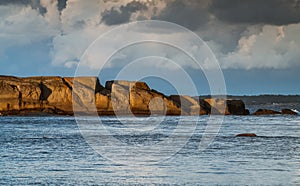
[0,0,299,95]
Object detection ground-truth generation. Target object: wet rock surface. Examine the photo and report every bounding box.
[236,133,257,137]
[281,109,298,115]
[253,109,281,115]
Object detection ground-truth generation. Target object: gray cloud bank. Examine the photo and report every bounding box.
[211,0,300,25]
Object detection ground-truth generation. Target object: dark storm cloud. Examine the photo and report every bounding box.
[101,1,147,25]
[101,0,210,30]
[211,0,300,25]
[0,0,67,13]
[57,0,67,12]
[153,0,210,30]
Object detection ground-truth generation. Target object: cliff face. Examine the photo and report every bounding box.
[0,76,249,116]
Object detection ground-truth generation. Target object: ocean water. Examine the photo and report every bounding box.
[1,115,300,185]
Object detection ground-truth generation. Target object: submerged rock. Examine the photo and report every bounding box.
[236,133,257,137]
[253,109,281,115]
[281,109,298,115]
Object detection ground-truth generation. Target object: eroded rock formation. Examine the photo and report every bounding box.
[0,76,250,116]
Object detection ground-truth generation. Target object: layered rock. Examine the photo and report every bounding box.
[0,76,100,115]
[202,98,229,115]
[0,76,41,111]
[196,98,249,115]
[169,95,206,115]
[105,80,181,116]
[0,76,250,116]
[167,96,250,115]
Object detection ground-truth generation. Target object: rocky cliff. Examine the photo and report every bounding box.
[0,76,249,116]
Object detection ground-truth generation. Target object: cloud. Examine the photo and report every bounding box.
[0,0,67,12]
[50,0,108,67]
[194,20,252,54]
[0,5,57,49]
[101,1,147,25]
[0,0,33,5]
[210,0,300,25]
[221,23,300,69]
[57,0,67,12]
[40,0,60,28]
[153,0,211,30]
[60,0,101,31]
[0,0,47,14]
[50,0,165,68]
[0,0,300,73]
[100,0,212,30]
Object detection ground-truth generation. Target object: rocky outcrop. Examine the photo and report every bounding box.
[253,109,281,115]
[168,96,249,115]
[0,76,250,116]
[106,80,181,116]
[0,76,99,115]
[236,133,257,137]
[281,109,298,115]
[252,108,300,115]
[0,76,41,111]
[226,100,250,115]
[202,98,229,115]
[169,95,206,115]
[197,98,249,115]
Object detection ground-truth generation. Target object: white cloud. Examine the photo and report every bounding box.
[221,24,300,69]
[60,0,101,31]
[77,25,221,73]
[49,0,116,68]
[40,0,60,29]
[0,5,56,48]
[48,0,176,69]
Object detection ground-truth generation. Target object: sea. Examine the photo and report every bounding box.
[1,105,300,185]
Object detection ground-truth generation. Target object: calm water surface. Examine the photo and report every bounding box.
[1,115,300,185]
